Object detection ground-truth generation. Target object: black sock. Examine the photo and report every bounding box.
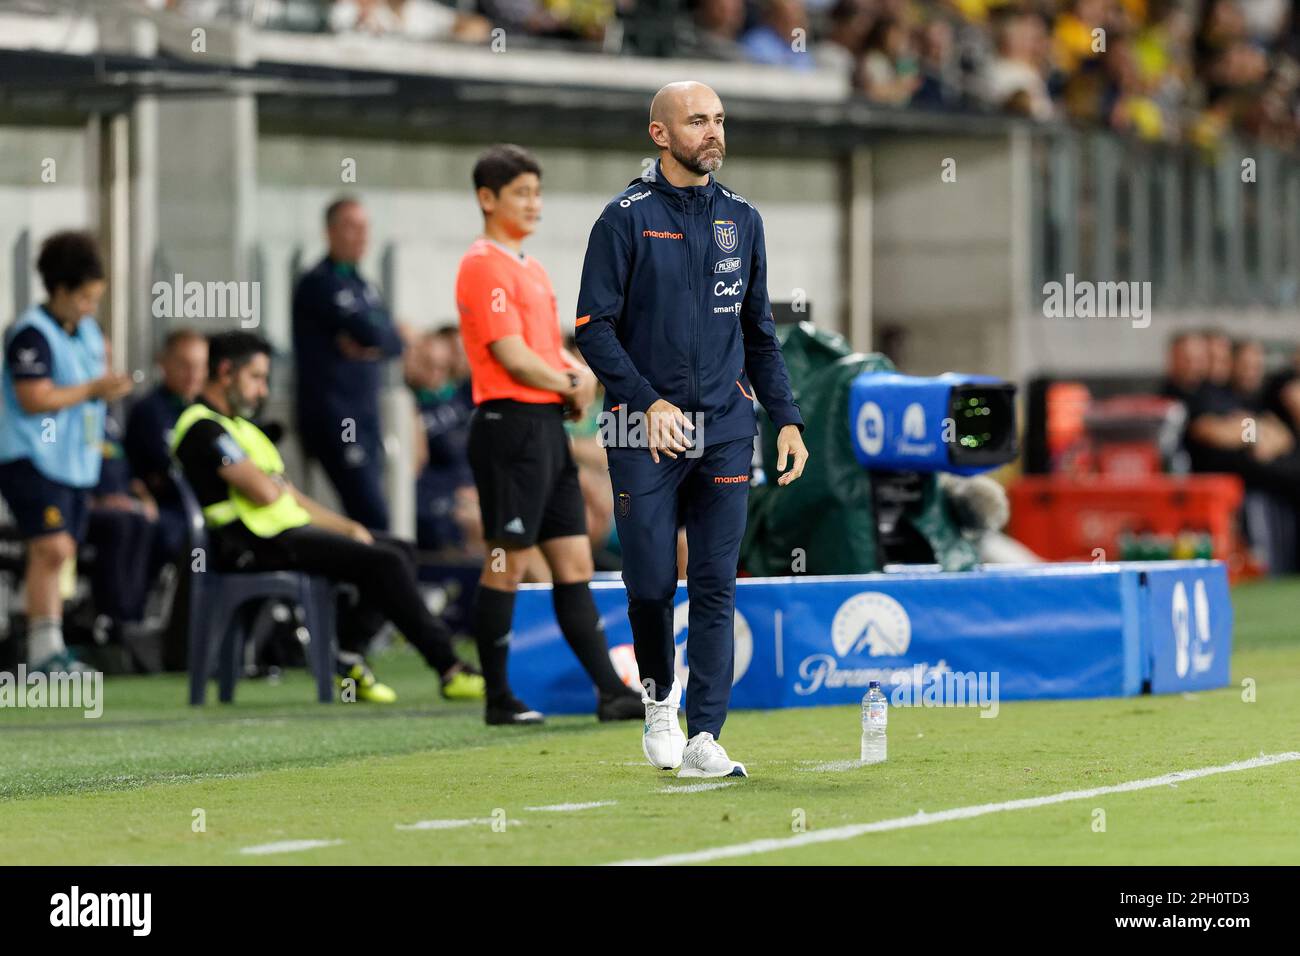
[473,584,516,701]
[552,582,628,697]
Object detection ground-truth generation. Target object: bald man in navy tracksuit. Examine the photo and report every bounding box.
[576,81,809,779]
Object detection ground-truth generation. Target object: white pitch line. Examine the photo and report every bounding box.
[523,801,617,812]
[239,839,343,856]
[799,759,867,773]
[395,818,521,830]
[656,781,739,794]
[612,751,1300,866]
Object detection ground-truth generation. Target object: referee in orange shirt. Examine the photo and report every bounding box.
[457,144,644,726]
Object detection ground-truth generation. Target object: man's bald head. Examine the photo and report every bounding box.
[648,81,727,179]
[649,81,720,125]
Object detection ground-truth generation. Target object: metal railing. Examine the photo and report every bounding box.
[1030,129,1300,311]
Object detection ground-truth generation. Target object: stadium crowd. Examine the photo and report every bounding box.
[137,0,1300,149]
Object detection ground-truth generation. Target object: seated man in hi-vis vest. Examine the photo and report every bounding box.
[170,330,484,702]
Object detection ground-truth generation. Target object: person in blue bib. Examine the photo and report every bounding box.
[0,231,134,673]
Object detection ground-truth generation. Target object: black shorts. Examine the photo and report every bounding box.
[467,400,586,549]
[0,458,90,541]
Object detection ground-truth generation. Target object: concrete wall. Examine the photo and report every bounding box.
[253,136,847,347]
[870,134,1017,379]
[0,123,95,321]
[1018,308,1300,378]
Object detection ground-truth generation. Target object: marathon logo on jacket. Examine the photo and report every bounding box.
[713,220,738,253]
[642,229,683,240]
[49,886,151,936]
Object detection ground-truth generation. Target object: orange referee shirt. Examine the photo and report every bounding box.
[455,238,568,406]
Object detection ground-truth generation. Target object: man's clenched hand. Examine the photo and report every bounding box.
[776,425,808,486]
[646,399,695,463]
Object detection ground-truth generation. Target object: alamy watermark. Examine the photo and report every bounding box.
[0,665,103,718]
[889,664,1000,718]
[597,405,705,458]
[1042,273,1151,329]
[152,273,260,328]
[50,886,150,935]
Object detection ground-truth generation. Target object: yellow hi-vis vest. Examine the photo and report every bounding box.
[170,403,312,538]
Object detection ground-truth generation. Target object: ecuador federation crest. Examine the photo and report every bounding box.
[713,220,738,253]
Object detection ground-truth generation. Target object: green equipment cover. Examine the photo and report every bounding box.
[740,322,977,574]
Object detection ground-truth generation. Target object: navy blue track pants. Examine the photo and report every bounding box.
[608,437,752,740]
[302,425,390,533]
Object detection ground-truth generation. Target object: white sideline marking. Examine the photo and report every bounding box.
[395,818,521,830]
[523,801,616,812]
[612,751,1300,866]
[239,839,343,856]
[657,781,738,794]
[799,759,866,773]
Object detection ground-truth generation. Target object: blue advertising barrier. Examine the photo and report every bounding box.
[1139,563,1233,694]
[507,561,1232,714]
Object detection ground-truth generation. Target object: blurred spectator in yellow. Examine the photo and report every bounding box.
[1103,33,1168,139]
[542,0,618,42]
[1053,0,1109,74]
[477,0,616,41]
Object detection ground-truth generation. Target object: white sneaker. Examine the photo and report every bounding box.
[678,732,747,779]
[641,680,686,770]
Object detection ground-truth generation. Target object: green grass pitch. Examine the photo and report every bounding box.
[2,578,1298,865]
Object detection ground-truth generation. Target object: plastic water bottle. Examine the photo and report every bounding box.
[861,680,887,764]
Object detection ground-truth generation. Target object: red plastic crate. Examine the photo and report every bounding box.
[1007,474,1245,571]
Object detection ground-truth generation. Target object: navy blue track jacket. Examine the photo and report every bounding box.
[292,256,404,442]
[575,160,803,448]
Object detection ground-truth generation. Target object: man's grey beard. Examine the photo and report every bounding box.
[670,139,725,176]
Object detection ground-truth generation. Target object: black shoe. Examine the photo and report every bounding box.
[597,687,645,722]
[485,694,545,726]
